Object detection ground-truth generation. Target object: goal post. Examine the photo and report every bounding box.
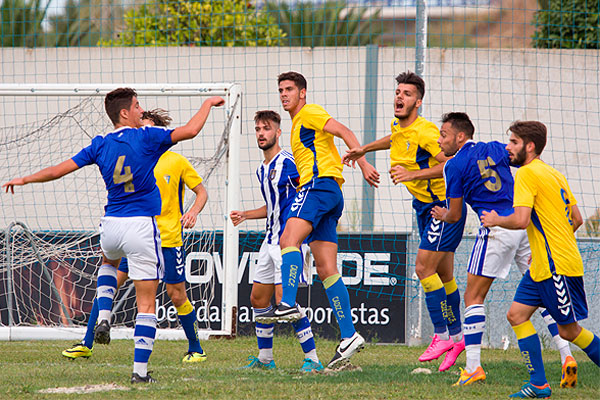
[0,83,241,340]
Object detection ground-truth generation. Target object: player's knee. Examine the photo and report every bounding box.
[506,309,521,326]
[249,293,270,309]
[166,285,187,307]
[557,324,580,342]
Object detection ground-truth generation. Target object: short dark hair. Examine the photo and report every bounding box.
[254,110,281,126]
[441,112,475,139]
[105,88,137,125]
[278,71,307,91]
[142,108,172,127]
[395,71,425,99]
[508,121,547,155]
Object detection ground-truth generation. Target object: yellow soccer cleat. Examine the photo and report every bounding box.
[62,343,93,359]
[182,351,207,363]
[560,355,577,388]
[453,366,486,386]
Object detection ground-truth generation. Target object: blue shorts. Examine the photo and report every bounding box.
[287,177,343,244]
[514,271,588,325]
[117,246,186,284]
[413,198,466,252]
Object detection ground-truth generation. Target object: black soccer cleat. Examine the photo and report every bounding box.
[255,303,302,324]
[94,319,111,345]
[131,372,157,384]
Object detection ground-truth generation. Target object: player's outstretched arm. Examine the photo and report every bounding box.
[324,118,380,187]
[229,205,267,227]
[2,159,80,194]
[342,135,391,166]
[171,96,225,143]
[481,206,531,230]
[181,183,208,229]
[431,197,464,223]
[389,152,448,184]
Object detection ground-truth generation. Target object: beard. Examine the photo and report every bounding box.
[258,136,277,151]
[510,147,527,166]
[394,101,417,120]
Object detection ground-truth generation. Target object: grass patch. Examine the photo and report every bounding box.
[0,336,597,399]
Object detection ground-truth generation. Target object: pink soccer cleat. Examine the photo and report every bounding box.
[418,334,455,362]
[439,337,465,371]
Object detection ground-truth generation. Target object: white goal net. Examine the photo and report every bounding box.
[0,84,240,340]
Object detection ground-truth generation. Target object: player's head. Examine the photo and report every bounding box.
[506,121,547,166]
[438,112,475,156]
[394,71,425,120]
[105,88,143,128]
[278,71,307,114]
[254,110,281,151]
[142,108,172,127]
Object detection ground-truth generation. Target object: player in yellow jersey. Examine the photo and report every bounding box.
[256,71,380,369]
[481,121,599,398]
[62,109,209,368]
[344,72,466,371]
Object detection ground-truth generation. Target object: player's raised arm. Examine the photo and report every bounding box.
[170,96,225,143]
[229,205,268,227]
[324,118,380,187]
[2,159,80,194]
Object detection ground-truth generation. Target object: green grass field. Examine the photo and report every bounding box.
[0,337,598,399]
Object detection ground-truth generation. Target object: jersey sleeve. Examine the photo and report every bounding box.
[303,104,332,132]
[513,166,537,208]
[443,159,463,199]
[418,123,442,158]
[180,155,203,189]
[281,158,300,189]
[71,135,102,167]
[140,126,174,154]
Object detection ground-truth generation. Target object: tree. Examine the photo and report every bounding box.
[1,0,48,47]
[533,0,600,49]
[99,0,285,47]
[45,0,123,47]
[263,0,382,47]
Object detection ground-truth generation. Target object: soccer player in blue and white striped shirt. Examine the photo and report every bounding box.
[230,110,322,372]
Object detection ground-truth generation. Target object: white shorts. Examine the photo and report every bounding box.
[253,241,309,286]
[99,216,164,281]
[468,226,530,279]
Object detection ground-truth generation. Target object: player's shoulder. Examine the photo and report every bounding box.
[280,149,295,163]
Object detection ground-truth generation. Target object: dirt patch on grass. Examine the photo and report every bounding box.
[38,383,130,394]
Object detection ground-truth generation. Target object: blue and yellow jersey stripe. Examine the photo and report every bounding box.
[513,159,583,281]
[290,104,344,188]
[389,116,446,203]
[154,151,203,247]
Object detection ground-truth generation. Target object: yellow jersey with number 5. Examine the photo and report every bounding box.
[154,151,203,247]
[389,116,446,203]
[291,104,344,188]
[513,159,583,281]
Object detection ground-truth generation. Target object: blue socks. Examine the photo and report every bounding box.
[96,264,117,322]
[133,313,157,377]
[82,298,99,348]
[513,321,547,386]
[323,274,355,339]
[280,247,303,307]
[177,299,202,353]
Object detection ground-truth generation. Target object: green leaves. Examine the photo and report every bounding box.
[264,0,382,47]
[99,0,286,47]
[1,0,48,47]
[533,0,600,49]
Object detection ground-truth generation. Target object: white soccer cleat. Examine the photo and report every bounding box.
[327,332,365,369]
